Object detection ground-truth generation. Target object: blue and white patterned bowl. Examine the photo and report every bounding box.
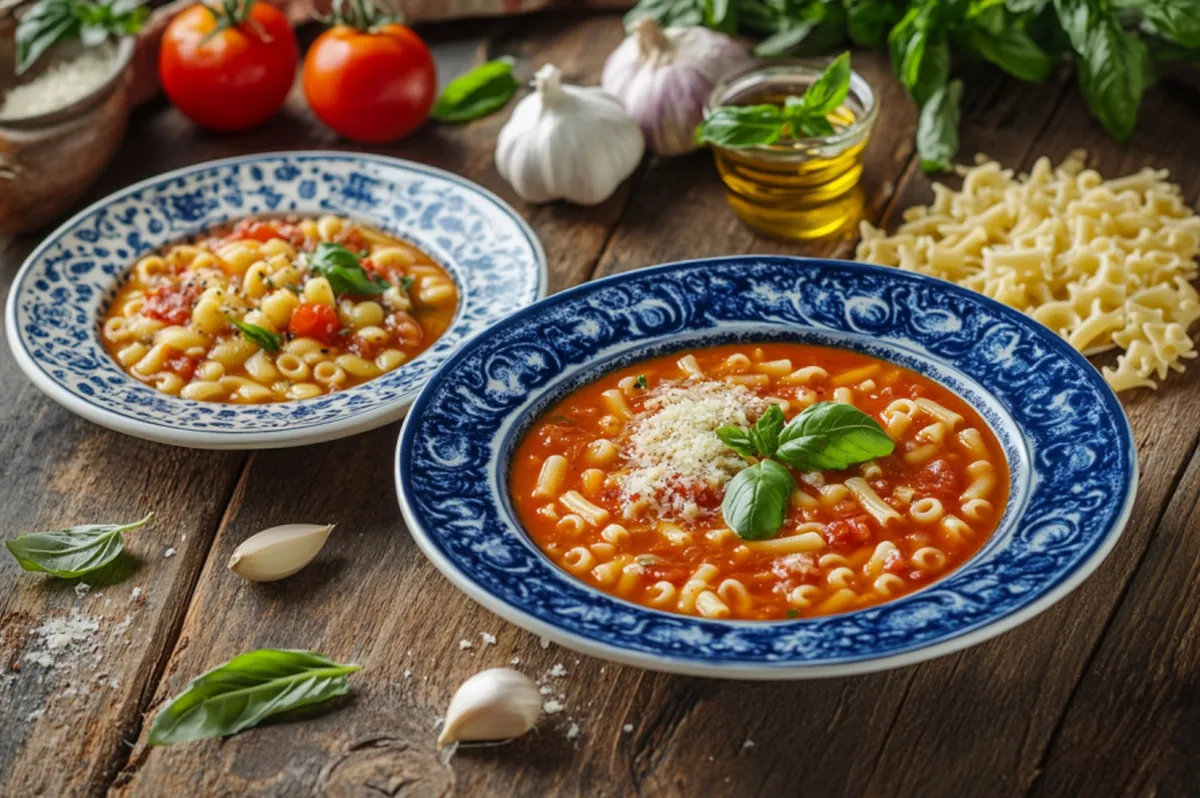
[396,256,1137,678]
[6,152,546,449]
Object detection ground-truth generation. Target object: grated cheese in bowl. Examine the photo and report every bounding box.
[0,45,119,121]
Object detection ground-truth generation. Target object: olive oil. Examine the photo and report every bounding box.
[707,66,877,241]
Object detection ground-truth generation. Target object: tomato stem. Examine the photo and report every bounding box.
[201,0,274,46]
[320,0,402,32]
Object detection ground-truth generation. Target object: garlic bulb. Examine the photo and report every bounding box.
[602,19,751,155]
[228,524,334,582]
[437,668,541,749]
[496,64,644,206]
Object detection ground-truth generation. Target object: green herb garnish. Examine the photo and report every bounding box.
[283,283,302,295]
[431,56,520,123]
[5,513,153,578]
[696,52,851,148]
[309,242,388,297]
[399,275,416,292]
[147,649,361,745]
[635,374,648,390]
[15,0,147,75]
[229,317,283,352]
[718,402,894,540]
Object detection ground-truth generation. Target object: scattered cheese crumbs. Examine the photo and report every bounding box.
[404,669,412,679]
[23,608,101,670]
[130,587,142,601]
[619,381,766,520]
[540,636,551,649]
[566,723,580,740]
[479,632,497,646]
[539,686,553,696]
[164,547,176,558]
[549,663,567,678]
[743,739,755,749]
[74,583,91,599]
[26,709,45,721]
[542,699,565,714]
[458,639,473,650]
[623,723,634,733]
[510,656,521,665]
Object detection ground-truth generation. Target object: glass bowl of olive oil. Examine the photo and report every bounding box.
[705,61,878,241]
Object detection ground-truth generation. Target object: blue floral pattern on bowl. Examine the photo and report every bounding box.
[395,257,1136,678]
[6,152,546,449]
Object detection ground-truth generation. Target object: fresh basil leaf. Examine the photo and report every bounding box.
[970,23,1054,82]
[789,51,852,117]
[846,0,903,48]
[5,513,153,578]
[309,242,388,297]
[1119,0,1200,48]
[1005,0,1049,11]
[721,460,795,540]
[917,79,964,172]
[624,0,706,28]
[399,275,416,292]
[148,649,361,745]
[775,402,895,471]
[1055,0,1147,142]
[431,57,520,123]
[696,104,789,148]
[15,0,146,74]
[754,20,818,56]
[635,374,648,390]
[795,115,837,137]
[229,318,283,352]
[747,404,786,458]
[704,0,737,33]
[717,426,758,458]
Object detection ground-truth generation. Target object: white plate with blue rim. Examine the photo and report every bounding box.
[6,152,546,449]
[395,256,1137,679]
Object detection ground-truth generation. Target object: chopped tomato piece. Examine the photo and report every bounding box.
[142,283,201,326]
[225,219,307,248]
[288,302,343,345]
[911,458,961,503]
[347,335,385,360]
[386,311,424,347]
[338,227,367,252]
[165,352,199,381]
[825,516,873,549]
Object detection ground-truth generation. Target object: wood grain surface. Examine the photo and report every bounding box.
[1,12,1198,798]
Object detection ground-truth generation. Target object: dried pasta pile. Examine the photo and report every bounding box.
[856,152,1200,392]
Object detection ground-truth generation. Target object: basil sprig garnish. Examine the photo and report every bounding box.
[718,401,894,540]
[229,317,283,352]
[148,649,361,745]
[309,242,388,297]
[15,0,147,75]
[696,52,851,148]
[431,57,520,123]
[5,513,153,578]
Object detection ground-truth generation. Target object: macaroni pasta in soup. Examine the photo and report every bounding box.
[101,216,458,403]
[511,343,1009,620]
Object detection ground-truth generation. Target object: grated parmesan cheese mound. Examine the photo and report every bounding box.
[857,152,1200,392]
[618,380,765,520]
[0,46,118,120]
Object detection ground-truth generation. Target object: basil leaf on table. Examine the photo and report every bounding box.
[431,57,520,123]
[15,0,147,74]
[703,0,738,34]
[847,0,903,48]
[148,649,361,745]
[5,513,153,578]
[229,318,283,353]
[775,401,895,471]
[969,24,1054,82]
[720,460,795,541]
[1118,0,1200,49]
[1054,0,1148,142]
[754,20,818,57]
[916,79,964,173]
[308,242,388,297]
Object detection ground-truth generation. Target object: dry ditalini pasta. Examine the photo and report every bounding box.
[856,152,1200,391]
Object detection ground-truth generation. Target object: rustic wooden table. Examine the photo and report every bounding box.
[3,12,1199,798]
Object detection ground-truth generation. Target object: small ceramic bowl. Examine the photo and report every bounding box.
[7,151,547,449]
[0,33,135,235]
[396,256,1136,678]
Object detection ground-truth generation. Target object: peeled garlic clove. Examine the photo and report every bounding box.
[437,667,541,749]
[228,524,334,582]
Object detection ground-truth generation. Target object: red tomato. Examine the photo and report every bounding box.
[289,302,342,344]
[303,21,436,143]
[143,283,201,326]
[159,2,298,132]
[165,353,200,381]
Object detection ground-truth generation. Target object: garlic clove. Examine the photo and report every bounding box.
[437,667,541,749]
[228,523,334,582]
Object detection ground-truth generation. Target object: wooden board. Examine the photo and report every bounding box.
[0,11,1197,797]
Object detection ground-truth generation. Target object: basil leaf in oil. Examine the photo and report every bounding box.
[721,460,795,540]
[148,649,361,745]
[775,401,895,471]
[5,513,153,578]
